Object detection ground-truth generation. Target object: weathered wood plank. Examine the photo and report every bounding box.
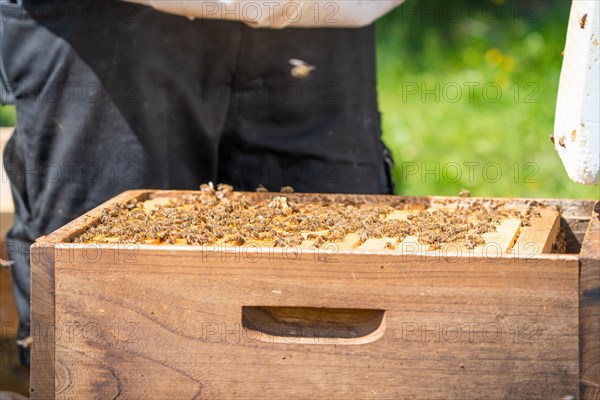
[52,247,580,399]
[580,201,600,399]
[30,190,149,400]
[30,243,56,400]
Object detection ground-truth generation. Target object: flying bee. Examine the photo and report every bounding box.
[289,59,316,79]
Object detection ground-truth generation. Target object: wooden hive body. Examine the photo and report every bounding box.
[30,191,599,399]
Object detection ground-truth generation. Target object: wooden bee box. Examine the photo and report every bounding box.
[30,190,599,399]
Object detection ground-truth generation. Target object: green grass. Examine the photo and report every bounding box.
[0,105,16,127]
[376,0,598,199]
[2,0,598,199]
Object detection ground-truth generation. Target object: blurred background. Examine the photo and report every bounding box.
[376,0,597,199]
[1,0,597,199]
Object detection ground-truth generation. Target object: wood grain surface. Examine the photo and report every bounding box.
[47,248,579,399]
[580,201,600,399]
[30,243,56,399]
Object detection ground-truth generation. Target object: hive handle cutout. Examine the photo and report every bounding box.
[241,306,386,345]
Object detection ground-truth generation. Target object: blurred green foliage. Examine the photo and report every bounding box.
[0,104,16,127]
[376,0,598,199]
[1,0,598,198]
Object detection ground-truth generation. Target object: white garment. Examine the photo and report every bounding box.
[124,0,404,28]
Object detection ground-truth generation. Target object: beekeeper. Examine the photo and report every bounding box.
[0,0,403,366]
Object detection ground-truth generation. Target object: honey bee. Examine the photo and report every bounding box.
[549,135,555,144]
[558,136,566,148]
[580,13,587,29]
[186,234,198,245]
[227,235,246,246]
[200,182,216,195]
[273,237,289,247]
[429,243,442,251]
[289,59,316,79]
[217,183,234,195]
[459,188,471,198]
[359,230,369,243]
[314,235,326,246]
[280,186,295,194]
[286,233,304,246]
[256,184,269,193]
